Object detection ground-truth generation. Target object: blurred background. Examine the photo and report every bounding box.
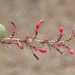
[0,0,75,75]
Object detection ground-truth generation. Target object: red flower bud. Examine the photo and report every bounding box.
[59,27,64,33]
[36,22,40,29]
[8,41,18,44]
[31,46,38,51]
[44,38,49,42]
[16,42,24,49]
[31,46,47,53]
[65,46,73,54]
[26,34,30,39]
[8,41,24,49]
[57,42,62,46]
[39,49,47,53]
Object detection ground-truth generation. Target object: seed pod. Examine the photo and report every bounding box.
[0,24,6,38]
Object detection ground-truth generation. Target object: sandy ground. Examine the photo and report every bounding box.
[0,0,75,75]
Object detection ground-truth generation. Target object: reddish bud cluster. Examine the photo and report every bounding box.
[35,19,45,36]
[0,19,75,60]
[8,41,24,49]
[57,27,64,41]
[31,45,47,53]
